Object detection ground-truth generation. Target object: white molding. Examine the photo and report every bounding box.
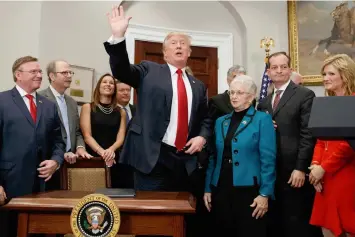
[125,23,233,94]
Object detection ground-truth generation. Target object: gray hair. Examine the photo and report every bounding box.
[46,60,68,83]
[230,75,257,95]
[227,65,247,78]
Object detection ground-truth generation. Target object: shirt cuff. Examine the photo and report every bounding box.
[76,146,85,150]
[260,193,269,198]
[107,35,125,45]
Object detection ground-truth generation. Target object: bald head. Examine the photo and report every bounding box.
[291,71,303,85]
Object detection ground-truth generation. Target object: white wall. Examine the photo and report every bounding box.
[0,1,325,96]
[0,1,42,91]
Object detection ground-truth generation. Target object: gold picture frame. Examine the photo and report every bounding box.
[288,1,322,86]
[65,64,95,105]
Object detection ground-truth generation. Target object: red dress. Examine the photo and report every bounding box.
[310,139,355,236]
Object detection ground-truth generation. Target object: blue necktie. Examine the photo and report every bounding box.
[57,95,71,152]
[123,107,130,126]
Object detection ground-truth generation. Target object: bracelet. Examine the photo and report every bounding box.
[95,146,102,153]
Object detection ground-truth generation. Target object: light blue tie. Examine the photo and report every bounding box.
[123,107,130,126]
[57,95,71,152]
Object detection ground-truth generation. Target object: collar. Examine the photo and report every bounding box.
[224,106,256,120]
[117,103,130,110]
[167,63,187,78]
[273,79,291,94]
[49,85,64,98]
[16,85,36,99]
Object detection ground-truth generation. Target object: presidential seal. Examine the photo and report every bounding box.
[70,194,120,237]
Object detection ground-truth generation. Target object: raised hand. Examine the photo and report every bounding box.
[106,5,132,38]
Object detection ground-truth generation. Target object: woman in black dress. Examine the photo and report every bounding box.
[80,73,126,168]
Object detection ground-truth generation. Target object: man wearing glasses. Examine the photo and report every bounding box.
[0,56,65,237]
[39,60,92,190]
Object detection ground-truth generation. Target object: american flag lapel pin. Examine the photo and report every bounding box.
[39,100,42,103]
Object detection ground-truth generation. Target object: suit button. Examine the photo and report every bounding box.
[234,162,239,166]
[233,138,237,142]
[233,150,238,154]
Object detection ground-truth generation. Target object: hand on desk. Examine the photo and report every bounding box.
[0,186,6,205]
[38,160,59,182]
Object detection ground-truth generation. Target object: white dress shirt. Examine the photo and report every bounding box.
[107,36,193,147]
[272,79,291,108]
[16,85,37,111]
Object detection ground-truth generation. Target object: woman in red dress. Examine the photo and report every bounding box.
[309,54,355,237]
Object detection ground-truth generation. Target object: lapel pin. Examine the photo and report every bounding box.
[192,81,195,83]
[265,111,269,114]
[224,121,229,126]
[242,120,247,125]
[39,100,42,103]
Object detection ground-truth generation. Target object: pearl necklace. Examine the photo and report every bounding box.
[97,104,113,114]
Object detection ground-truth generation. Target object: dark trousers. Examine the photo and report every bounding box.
[111,163,134,189]
[267,178,323,237]
[134,144,208,237]
[211,162,267,237]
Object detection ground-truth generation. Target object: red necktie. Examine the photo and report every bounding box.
[175,69,188,151]
[26,94,37,122]
[273,90,283,111]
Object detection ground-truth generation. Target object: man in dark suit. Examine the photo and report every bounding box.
[115,79,136,122]
[39,60,93,190]
[208,65,246,121]
[209,65,257,122]
[0,56,65,237]
[114,79,136,189]
[257,52,321,237]
[104,6,211,194]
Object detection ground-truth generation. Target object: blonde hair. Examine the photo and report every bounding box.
[321,54,355,96]
[163,32,192,51]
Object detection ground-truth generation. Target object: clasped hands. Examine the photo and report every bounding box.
[97,147,116,167]
[64,147,93,164]
[308,164,325,192]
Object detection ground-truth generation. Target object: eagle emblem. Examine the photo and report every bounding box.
[85,206,108,234]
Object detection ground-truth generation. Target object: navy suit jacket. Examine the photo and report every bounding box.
[104,40,212,174]
[0,87,65,199]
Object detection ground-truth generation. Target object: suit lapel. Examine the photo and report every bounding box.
[43,87,64,125]
[221,113,232,139]
[186,73,198,133]
[264,94,273,116]
[273,81,297,116]
[35,94,43,128]
[234,106,256,137]
[64,95,74,135]
[161,65,173,123]
[11,88,35,127]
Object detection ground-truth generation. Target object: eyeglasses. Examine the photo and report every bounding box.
[18,70,43,75]
[227,90,250,97]
[56,71,75,76]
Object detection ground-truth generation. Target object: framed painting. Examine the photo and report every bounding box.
[65,65,95,105]
[288,1,355,85]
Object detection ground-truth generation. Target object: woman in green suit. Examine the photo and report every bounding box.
[204,75,277,237]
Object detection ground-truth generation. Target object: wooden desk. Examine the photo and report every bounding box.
[2,190,195,237]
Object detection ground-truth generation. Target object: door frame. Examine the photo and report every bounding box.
[125,24,233,103]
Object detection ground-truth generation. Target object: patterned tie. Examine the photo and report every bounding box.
[273,90,283,111]
[25,94,37,122]
[175,69,188,151]
[57,95,71,152]
[123,107,130,126]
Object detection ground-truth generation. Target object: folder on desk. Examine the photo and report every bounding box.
[95,188,136,198]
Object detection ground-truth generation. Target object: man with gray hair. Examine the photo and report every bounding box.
[209,64,250,122]
[39,60,92,190]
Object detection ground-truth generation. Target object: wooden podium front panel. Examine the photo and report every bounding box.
[2,190,194,237]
